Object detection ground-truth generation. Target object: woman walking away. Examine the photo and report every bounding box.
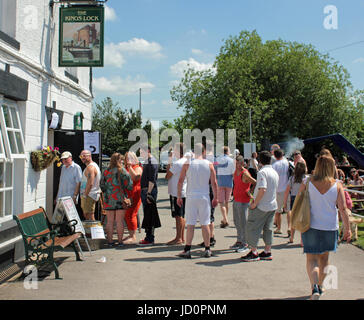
[297,155,351,300]
[283,161,308,243]
[123,151,143,244]
[100,153,133,247]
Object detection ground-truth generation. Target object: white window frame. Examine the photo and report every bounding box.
[0,99,26,160]
[0,124,6,159]
[0,159,13,222]
[0,97,24,223]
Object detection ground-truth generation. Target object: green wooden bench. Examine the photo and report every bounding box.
[14,207,82,279]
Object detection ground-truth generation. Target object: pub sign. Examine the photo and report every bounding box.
[59,6,104,67]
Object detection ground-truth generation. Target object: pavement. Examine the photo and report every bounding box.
[1,173,364,300]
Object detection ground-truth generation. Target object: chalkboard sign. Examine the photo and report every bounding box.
[52,196,85,235]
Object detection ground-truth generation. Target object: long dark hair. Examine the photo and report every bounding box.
[293,161,307,184]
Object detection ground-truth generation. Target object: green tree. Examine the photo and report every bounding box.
[92,97,143,156]
[171,30,364,152]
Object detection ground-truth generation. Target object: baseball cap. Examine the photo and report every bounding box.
[60,151,72,159]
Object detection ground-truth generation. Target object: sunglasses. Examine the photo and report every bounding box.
[79,154,90,159]
[293,153,300,156]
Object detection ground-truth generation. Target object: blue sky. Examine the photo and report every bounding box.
[93,0,364,124]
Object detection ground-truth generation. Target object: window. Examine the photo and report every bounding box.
[0,0,17,38]
[0,102,25,159]
[0,160,13,219]
[65,67,79,83]
[0,98,25,222]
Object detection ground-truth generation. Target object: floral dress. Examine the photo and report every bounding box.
[100,167,133,210]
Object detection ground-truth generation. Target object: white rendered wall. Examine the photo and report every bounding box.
[0,0,93,213]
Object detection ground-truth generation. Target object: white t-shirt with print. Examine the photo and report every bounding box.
[253,165,279,212]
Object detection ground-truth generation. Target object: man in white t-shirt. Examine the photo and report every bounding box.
[242,151,279,262]
[272,148,290,235]
[165,143,187,245]
[177,143,218,258]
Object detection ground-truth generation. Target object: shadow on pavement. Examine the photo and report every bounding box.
[263,295,310,300]
[271,243,303,250]
[14,257,69,282]
[124,256,181,262]
[195,257,242,267]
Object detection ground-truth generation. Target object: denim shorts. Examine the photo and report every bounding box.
[301,228,339,254]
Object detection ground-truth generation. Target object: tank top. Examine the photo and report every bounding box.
[308,181,338,231]
[81,162,101,201]
[186,159,211,199]
[233,169,251,203]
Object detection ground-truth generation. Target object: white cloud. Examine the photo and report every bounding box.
[93,76,155,95]
[191,48,203,55]
[104,43,126,68]
[353,57,364,64]
[104,38,164,68]
[113,38,164,58]
[170,58,214,78]
[105,5,117,21]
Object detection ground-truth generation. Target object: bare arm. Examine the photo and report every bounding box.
[128,165,142,182]
[210,163,218,205]
[242,170,256,185]
[337,183,351,242]
[177,163,188,199]
[165,164,173,180]
[283,184,291,210]
[73,182,81,198]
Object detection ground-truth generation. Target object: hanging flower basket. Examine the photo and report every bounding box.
[31,146,62,172]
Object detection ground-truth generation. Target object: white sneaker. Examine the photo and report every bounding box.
[236,245,249,254]
[201,249,212,258]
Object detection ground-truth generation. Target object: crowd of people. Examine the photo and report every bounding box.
[55,142,359,300]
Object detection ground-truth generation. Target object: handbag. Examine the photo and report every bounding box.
[117,171,133,209]
[51,219,77,237]
[291,176,311,233]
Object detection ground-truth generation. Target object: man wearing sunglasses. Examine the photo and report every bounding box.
[79,150,101,221]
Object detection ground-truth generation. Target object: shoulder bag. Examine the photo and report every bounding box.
[291,176,311,233]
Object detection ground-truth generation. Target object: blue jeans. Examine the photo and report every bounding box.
[141,187,158,242]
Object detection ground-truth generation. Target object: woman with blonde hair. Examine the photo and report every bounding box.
[123,151,143,244]
[297,155,351,299]
[100,153,133,247]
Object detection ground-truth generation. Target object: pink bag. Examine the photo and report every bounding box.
[344,191,352,210]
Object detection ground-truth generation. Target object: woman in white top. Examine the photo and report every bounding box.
[297,155,351,300]
[248,152,259,180]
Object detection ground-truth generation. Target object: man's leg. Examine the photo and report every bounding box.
[232,201,244,245]
[242,207,267,261]
[201,225,210,247]
[261,210,275,256]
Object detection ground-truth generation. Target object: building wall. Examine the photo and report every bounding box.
[0,0,94,263]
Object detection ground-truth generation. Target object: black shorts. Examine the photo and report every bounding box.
[170,195,186,218]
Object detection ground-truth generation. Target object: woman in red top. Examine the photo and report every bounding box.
[230,155,256,253]
[123,151,143,244]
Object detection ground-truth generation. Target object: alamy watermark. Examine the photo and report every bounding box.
[323,5,338,30]
[128,121,237,160]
